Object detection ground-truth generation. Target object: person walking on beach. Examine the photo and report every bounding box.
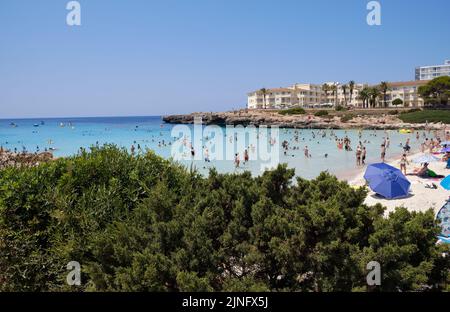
[381,143,386,162]
[399,154,409,175]
[244,149,249,164]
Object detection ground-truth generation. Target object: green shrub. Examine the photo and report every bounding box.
[0,145,448,292]
[392,99,404,107]
[405,108,422,113]
[340,114,354,123]
[278,107,306,115]
[388,110,399,115]
[335,105,347,111]
[314,110,329,117]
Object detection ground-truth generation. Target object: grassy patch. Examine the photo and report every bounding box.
[398,109,450,124]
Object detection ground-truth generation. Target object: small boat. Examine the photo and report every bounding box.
[399,129,411,134]
[33,124,39,127]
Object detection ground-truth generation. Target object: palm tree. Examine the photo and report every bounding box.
[341,84,348,106]
[322,83,329,103]
[349,81,355,105]
[368,87,381,108]
[358,87,370,108]
[379,81,389,108]
[260,88,267,109]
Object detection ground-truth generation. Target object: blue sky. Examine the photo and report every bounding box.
[1,0,449,118]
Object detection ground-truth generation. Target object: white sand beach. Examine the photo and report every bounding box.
[347,151,450,216]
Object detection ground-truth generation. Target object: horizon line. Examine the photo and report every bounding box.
[0,114,169,121]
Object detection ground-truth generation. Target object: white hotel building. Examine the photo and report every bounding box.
[415,59,450,81]
[247,82,366,110]
[247,80,430,110]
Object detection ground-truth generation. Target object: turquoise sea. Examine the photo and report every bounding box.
[0,116,433,180]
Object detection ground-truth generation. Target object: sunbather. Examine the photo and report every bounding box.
[412,163,445,178]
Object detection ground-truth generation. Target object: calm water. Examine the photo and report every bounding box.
[0,116,431,179]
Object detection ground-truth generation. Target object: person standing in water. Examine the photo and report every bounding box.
[381,144,386,162]
[356,145,362,166]
[304,146,310,158]
[361,147,367,165]
[234,153,240,168]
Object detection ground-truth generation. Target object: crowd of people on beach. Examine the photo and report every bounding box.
[161,126,450,177]
[4,119,450,181]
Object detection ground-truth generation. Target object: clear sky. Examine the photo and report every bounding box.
[1,0,449,118]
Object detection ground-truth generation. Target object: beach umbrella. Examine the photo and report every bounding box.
[412,154,440,164]
[363,163,411,199]
[440,147,450,153]
[436,201,450,241]
[440,176,450,190]
[364,163,396,182]
[440,141,450,146]
[438,236,450,244]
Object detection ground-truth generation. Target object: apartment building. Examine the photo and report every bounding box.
[290,83,326,107]
[247,82,366,109]
[323,82,366,108]
[415,60,450,81]
[247,88,299,109]
[384,80,430,108]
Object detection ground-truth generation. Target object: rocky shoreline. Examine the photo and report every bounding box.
[163,110,446,130]
[0,150,54,170]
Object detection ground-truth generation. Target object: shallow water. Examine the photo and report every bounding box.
[0,116,437,179]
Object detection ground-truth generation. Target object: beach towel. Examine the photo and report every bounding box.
[426,170,445,179]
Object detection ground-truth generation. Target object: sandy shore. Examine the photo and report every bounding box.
[346,151,450,216]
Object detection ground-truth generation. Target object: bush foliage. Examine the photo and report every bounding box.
[0,145,449,291]
[278,107,306,115]
[340,114,354,123]
[314,110,329,117]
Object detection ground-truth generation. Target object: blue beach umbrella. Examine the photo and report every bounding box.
[436,201,450,241]
[440,176,450,190]
[364,163,411,199]
[441,147,450,153]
